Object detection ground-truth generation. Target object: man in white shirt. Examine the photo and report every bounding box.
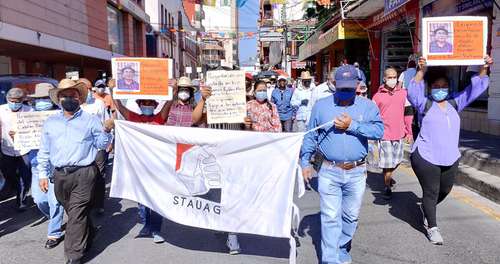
[0,88,34,210]
[311,68,336,108]
[291,71,314,132]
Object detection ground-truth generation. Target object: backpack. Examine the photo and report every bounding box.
[412,98,458,141]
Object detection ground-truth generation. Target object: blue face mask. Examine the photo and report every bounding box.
[34,99,54,111]
[431,88,449,102]
[255,91,267,102]
[8,101,23,111]
[335,88,356,101]
[140,105,155,116]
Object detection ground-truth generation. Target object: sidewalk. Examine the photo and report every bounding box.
[404,130,500,203]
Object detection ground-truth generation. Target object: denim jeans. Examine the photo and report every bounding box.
[138,204,163,233]
[31,166,64,238]
[318,163,367,264]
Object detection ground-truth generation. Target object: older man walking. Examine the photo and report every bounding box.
[37,79,113,264]
[301,65,383,264]
[0,88,33,210]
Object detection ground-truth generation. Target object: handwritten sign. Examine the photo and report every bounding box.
[205,70,246,124]
[422,16,488,66]
[112,57,173,100]
[13,111,58,150]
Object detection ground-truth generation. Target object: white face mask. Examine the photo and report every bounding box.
[178,91,190,101]
[385,79,397,88]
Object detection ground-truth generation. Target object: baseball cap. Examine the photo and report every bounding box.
[94,79,106,88]
[334,65,359,89]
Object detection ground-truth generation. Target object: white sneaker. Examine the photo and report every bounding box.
[226,233,241,255]
[427,227,444,245]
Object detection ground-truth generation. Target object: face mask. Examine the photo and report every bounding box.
[60,97,80,112]
[140,105,155,116]
[431,88,449,102]
[8,101,23,111]
[178,91,191,101]
[96,87,106,94]
[86,92,95,104]
[34,99,53,111]
[255,91,267,102]
[335,88,356,101]
[385,79,397,89]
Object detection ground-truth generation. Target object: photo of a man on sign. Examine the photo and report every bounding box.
[429,22,453,54]
[117,62,140,91]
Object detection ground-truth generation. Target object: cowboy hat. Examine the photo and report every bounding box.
[29,83,55,98]
[178,76,194,88]
[49,79,88,105]
[300,71,312,80]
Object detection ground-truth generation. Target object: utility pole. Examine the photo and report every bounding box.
[281,2,287,71]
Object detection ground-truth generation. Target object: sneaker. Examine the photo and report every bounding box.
[152,232,165,244]
[427,227,444,245]
[226,234,241,255]
[383,186,392,199]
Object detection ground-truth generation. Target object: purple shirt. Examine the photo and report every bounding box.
[408,75,489,166]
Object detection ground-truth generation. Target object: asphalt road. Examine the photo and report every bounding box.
[1,161,499,264]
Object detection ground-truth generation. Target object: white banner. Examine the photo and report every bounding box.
[110,121,304,238]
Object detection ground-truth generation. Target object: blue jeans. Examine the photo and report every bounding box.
[138,204,163,233]
[31,167,64,238]
[318,163,367,264]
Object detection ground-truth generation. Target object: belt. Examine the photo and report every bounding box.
[55,163,95,174]
[322,159,366,170]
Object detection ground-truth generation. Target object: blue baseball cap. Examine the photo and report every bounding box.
[334,65,359,88]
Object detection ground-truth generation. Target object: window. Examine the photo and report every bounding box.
[107,5,123,54]
[165,9,168,31]
[161,5,164,30]
[133,18,142,55]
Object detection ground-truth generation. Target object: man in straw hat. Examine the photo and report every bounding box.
[0,87,33,211]
[291,71,314,132]
[37,79,114,264]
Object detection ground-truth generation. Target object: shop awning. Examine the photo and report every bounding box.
[298,21,367,62]
[346,0,384,18]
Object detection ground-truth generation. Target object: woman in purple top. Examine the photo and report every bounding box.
[407,56,493,245]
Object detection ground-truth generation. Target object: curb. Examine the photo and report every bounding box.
[403,147,500,204]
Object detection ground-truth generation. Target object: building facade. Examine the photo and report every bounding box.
[0,0,149,81]
[145,0,202,79]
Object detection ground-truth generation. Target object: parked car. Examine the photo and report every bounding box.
[0,74,59,104]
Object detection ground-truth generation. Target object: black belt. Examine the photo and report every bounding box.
[55,163,95,174]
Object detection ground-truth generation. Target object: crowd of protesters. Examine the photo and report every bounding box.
[0,54,493,263]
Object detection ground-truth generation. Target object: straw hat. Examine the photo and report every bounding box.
[49,79,88,105]
[178,76,194,88]
[300,71,312,80]
[29,83,55,98]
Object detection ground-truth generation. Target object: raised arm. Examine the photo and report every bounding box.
[108,79,132,120]
[192,85,212,125]
[453,55,493,112]
[159,79,178,120]
[407,58,428,113]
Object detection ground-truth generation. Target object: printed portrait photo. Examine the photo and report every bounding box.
[116,61,141,92]
[428,22,454,54]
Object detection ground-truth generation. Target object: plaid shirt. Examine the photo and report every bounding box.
[166,103,193,127]
[246,100,282,132]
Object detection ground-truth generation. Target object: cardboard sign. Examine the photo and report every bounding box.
[205,70,246,124]
[112,57,173,100]
[13,111,58,150]
[422,16,488,66]
[66,71,79,81]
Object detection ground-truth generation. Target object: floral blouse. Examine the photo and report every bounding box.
[246,100,282,132]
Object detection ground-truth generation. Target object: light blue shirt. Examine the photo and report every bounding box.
[300,95,384,167]
[37,109,112,179]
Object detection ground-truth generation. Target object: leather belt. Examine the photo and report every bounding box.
[322,159,366,170]
[55,163,95,174]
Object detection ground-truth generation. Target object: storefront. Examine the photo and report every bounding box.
[363,0,420,94]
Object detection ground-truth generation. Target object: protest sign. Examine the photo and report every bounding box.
[422,16,488,66]
[112,57,173,100]
[13,111,58,150]
[205,70,246,124]
[110,120,302,238]
[65,71,79,81]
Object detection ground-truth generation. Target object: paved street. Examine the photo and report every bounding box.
[1,161,499,264]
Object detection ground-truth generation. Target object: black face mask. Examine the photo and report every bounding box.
[61,97,80,112]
